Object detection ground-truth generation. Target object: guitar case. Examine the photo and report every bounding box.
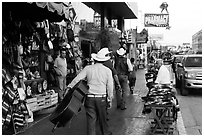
[49,80,88,132]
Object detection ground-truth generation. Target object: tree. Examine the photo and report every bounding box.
[95,28,111,50]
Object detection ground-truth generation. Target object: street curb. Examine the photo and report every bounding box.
[177,111,187,135]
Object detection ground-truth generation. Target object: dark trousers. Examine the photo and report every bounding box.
[115,87,122,107]
[84,97,110,135]
[118,74,130,108]
[129,77,136,89]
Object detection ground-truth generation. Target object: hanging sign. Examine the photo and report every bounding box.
[144,14,169,27]
[136,29,148,44]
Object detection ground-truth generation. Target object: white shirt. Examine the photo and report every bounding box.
[68,63,114,99]
[54,57,67,77]
[155,65,171,84]
[127,58,133,72]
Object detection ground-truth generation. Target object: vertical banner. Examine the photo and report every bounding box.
[144,14,169,27]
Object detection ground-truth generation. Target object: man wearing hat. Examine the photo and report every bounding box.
[97,48,122,112]
[114,47,133,110]
[64,48,113,135]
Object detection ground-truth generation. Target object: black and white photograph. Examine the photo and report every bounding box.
[1,0,202,135]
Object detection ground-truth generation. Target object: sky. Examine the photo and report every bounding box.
[72,0,203,46]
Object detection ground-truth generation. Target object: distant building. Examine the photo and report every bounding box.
[93,11,101,28]
[80,19,87,31]
[192,30,202,53]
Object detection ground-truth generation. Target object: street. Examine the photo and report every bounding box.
[176,88,202,135]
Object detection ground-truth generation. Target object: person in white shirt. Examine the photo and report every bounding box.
[155,59,177,94]
[155,60,171,84]
[64,48,113,135]
[54,48,67,101]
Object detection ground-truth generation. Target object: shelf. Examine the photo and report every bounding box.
[24,78,44,85]
[28,65,39,67]
[26,93,58,112]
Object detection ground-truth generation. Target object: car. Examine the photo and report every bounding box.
[176,54,202,95]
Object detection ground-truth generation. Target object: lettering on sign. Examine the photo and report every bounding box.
[144,14,169,27]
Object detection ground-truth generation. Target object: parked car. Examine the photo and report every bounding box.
[176,54,202,95]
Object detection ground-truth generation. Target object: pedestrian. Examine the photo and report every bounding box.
[103,52,122,110]
[54,48,67,102]
[92,48,122,120]
[114,47,133,110]
[64,48,114,135]
[128,58,136,94]
[155,59,171,85]
[155,59,177,94]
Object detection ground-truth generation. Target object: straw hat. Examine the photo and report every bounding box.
[91,48,111,61]
[117,48,126,56]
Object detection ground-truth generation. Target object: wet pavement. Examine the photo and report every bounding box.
[17,68,180,135]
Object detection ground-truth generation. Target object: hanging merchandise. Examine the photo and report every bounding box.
[48,40,53,49]
[26,86,32,97]
[2,77,29,135]
[44,19,53,50]
[67,26,74,42]
[42,80,48,91]
[37,83,42,93]
[17,88,26,100]
[1,3,78,133]
[68,7,76,23]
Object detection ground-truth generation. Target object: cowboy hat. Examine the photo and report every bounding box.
[117,48,126,56]
[91,48,111,61]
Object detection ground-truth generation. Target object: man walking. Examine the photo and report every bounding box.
[114,47,133,110]
[54,48,67,102]
[64,48,113,135]
[99,48,122,110]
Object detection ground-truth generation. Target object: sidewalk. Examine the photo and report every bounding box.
[108,68,151,135]
[18,68,181,135]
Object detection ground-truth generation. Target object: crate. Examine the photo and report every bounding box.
[35,94,50,111]
[51,93,58,98]
[26,97,37,112]
[26,93,58,112]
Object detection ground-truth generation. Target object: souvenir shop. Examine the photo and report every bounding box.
[2,2,83,134]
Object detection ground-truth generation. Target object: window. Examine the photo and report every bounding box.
[184,57,202,67]
[175,56,183,63]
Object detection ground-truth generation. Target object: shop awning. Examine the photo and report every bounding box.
[2,2,71,22]
[29,2,70,19]
[83,2,138,19]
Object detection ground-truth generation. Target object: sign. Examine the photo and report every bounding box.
[136,29,148,44]
[144,14,169,27]
[125,29,136,43]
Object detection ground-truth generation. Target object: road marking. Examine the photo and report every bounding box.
[177,111,187,135]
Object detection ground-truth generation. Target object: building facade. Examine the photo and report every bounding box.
[192,30,202,53]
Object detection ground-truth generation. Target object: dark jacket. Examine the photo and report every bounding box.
[103,59,117,76]
[114,56,128,75]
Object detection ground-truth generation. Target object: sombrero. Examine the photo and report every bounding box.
[91,48,111,61]
[117,48,126,56]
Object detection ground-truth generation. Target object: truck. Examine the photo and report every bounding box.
[176,54,202,95]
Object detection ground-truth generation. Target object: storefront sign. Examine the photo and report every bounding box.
[144,14,169,27]
[136,29,148,44]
